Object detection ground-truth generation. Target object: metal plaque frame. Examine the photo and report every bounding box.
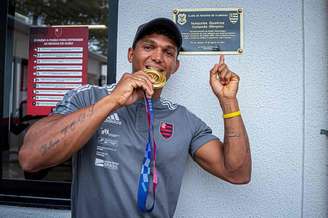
[172,8,244,55]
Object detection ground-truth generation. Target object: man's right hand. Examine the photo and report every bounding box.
[110,71,154,107]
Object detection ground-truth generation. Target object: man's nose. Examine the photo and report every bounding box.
[151,49,163,63]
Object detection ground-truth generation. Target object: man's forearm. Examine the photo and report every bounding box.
[220,99,251,172]
[19,95,120,172]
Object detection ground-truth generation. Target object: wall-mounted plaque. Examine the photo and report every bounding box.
[27,27,88,115]
[173,8,244,55]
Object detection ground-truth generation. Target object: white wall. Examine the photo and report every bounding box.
[303,0,328,217]
[1,0,327,217]
[116,0,327,217]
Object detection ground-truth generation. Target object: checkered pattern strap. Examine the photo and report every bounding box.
[137,96,158,212]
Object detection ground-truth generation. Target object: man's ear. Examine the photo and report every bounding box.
[171,59,180,75]
[127,47,133,63]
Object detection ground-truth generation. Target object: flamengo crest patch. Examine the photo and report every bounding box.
[160,122,173,139]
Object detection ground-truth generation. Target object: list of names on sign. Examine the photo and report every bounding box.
[27,27,88,115]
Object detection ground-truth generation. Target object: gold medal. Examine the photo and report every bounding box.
[144,67,166,89]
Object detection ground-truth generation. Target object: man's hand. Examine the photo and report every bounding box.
[111,71,154,107]
[195,55,251,184]
[210,55,240,102]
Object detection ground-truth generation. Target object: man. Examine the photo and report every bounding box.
[19,18,251,217]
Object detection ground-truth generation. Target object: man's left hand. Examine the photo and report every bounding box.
[210,55,240,102]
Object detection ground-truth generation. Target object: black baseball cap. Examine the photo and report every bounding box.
[132,18,182,51]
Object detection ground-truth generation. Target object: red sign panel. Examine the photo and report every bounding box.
[27,27,88,115]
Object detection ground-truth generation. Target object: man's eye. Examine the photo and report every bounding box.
[144,45,153,50]
[166,50,174,57]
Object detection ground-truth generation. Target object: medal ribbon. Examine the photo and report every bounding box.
[137,95,158,212]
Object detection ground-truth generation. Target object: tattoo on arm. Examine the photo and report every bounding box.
[60,105,95,135]
[40,138,60,155]
[40,105,95,155]
[226,131,241,138]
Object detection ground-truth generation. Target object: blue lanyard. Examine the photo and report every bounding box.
[137,96,158,212]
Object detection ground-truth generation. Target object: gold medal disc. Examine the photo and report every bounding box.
[144,68,166,89]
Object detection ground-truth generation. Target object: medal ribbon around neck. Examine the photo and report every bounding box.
[137,94,158,212]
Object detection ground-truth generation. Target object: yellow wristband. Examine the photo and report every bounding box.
[223,111,241,119]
